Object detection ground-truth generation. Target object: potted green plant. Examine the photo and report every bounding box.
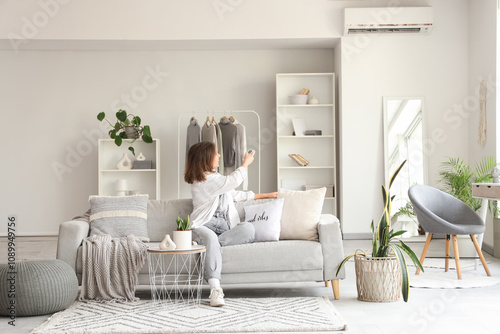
[438,156,497,212]
[97,109,153,155]
[438,156,498,255]
[393,201,425,236]
[173,215,192,249]
[336,160,424,302]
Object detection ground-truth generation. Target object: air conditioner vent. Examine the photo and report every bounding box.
[344,7,433,35]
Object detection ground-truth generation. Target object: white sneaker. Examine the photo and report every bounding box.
[209,287,225,307]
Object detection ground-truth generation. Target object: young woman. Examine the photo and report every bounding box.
[184,141,277,307]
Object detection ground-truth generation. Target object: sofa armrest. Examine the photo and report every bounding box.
[318,214,345,280]
[56,220,89,272]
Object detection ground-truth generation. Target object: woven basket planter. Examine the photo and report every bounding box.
[354,250,402,302]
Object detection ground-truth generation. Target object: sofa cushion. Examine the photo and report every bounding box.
[244,198,284,242]
[221,240,323,274]
[278,188,326,241]
[234,198,274,222]
[147,199,193,242]
[89,195,149,242]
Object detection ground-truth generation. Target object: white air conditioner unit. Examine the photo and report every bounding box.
[344,7,433,35]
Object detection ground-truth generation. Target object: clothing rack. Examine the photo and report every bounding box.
[177,110,261,198]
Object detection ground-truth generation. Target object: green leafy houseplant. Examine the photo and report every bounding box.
[336,160,424,302]
[393,201,425,235]
[438,156,497,213]
[97,109,153,155]
[176,215,191,231]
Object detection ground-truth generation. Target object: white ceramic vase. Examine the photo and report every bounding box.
[137,152,146,161]
[116,153,133,170]
[159,234,176,250]
[173,230,192,250]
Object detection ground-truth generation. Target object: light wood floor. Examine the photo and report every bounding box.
[1,236,500,334]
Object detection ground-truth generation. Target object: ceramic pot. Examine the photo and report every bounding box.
[173,230,192,250]
[124,126,139,139]
[159,234,176,250]
[116,153,133,170]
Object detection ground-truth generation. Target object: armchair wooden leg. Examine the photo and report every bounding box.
[471,234,491,276]
[331,279,339,300]
[417,233,433,275]
[324,281,331,287]
[451,235,462,280]
[445,234,450,272]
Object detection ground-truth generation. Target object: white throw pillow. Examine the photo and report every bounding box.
[244,198,284,242]
[278,188,326,241]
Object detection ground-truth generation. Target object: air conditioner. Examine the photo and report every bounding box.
[344,7,433,35]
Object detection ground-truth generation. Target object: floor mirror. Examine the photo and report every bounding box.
[383,97,427,237]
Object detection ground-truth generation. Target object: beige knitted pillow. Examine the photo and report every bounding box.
[278,187,326,241]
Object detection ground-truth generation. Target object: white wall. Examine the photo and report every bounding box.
[468,0,497,248]
[0,0,342,47]
[0,49,333,235]
[340,0,470,236]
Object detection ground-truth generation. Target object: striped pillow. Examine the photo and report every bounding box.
[89,195,149,242]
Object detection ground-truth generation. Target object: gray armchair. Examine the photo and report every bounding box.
[408,185,491,279]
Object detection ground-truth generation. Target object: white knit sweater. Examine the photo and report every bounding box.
[190,166,255,229]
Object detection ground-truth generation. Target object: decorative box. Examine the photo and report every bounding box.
[304,184,334,197]
[304,130,322,136]
[132,160,153,169]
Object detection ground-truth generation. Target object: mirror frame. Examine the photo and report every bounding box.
[383,96,428,187]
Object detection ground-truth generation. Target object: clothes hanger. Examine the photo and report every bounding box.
[229,115,235,123]
[205,115,211,127]
[221,116,227,121]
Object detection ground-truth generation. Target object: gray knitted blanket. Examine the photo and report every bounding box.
[79,234,147,302]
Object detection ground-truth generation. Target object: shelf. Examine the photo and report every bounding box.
[279,166,334,169]
[277,104,334,108]
[279,135,334,139]
[101,169,157,172]
[276,72,336,216]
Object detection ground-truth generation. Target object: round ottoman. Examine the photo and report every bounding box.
[0,259,78,317]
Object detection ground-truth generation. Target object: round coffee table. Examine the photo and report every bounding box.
[147,245,206,305]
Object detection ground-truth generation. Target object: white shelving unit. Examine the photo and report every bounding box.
[276,73,336,215]
[98,138,160,199]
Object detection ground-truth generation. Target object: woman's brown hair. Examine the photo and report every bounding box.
[184,141,217,184]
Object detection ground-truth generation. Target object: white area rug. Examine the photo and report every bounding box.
[407,258,487,270]
[410,269,500,289]
[31,297,347,334]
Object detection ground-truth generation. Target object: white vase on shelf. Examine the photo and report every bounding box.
[137,152,146,161]
[116,153,133,170]
[159,234,176,250]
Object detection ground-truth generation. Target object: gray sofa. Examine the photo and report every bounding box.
[56,198,345,299]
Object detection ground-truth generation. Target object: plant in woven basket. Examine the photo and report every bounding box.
[336,160,424,302]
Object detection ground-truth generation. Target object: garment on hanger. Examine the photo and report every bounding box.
[218,117,241,171]
[232,117,248,190]
[214,119,225,175]
[202,117,217,144]
[186,117,201,158]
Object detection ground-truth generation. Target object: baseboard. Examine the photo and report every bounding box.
[343,233,372,240]
[0,233,58,237]
[482,242,494,256]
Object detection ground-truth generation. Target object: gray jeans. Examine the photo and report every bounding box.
[192,216,255,281]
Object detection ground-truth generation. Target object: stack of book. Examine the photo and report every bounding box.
[288,154,309,166]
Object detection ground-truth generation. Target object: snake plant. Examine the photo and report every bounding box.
[336,160,424,302]
[176,215,191,231]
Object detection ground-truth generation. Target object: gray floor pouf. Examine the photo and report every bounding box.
[0,259,78,317]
